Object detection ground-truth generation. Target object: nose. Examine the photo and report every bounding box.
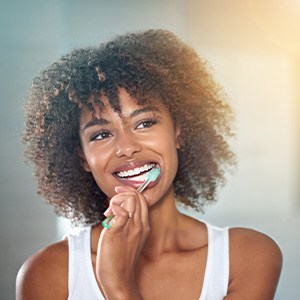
[115,132,142,158]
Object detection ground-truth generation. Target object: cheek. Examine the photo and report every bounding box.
[157,130,179,173]
[83,150,116,196]
[83,152,107,187]
[88,164,114,198]
[87,155,99,169]
[84,145,110,172]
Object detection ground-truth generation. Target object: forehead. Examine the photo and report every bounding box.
[80,88,168,121]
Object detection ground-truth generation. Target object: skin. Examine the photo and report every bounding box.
[16,89,282,300]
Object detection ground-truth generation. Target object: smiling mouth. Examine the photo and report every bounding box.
[114,162,157,182]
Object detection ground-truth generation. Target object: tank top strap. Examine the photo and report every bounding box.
[202,223,230,299]
[66,227,105,300]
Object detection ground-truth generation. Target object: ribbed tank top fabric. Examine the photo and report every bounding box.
[200,224,230,299]
[67,227,104,300]
[67,223,229,300]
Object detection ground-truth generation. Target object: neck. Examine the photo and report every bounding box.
[141,186,185,259]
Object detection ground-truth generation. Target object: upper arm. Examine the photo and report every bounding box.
[16,240,69,300]
[225,228,282,300]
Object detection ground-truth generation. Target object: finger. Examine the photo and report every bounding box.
[109,190,136,205]
[120,192,142,227]
[103,206,112,217]
[114,186,142,225]
[110,192,137,214]
[109,204,131,229]
[137,192,149,229]
[115,186,142,215]
[115,185,137,194]
[120,194,136,216]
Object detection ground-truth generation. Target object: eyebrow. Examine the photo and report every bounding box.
[82,118,110,131]
[129,106,160,118]
[82,105,161,132]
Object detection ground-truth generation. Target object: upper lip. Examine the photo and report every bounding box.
[112,160,158,174]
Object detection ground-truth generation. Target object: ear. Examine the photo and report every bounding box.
[77,147,91,172]
[175,123,181,149]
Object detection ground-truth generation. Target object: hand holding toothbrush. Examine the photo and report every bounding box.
[96,168,160,298]
[102,167,160,229]
[96,185,149,299]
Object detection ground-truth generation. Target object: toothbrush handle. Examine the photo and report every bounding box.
[137,178,151,193]
[102,214,114,229]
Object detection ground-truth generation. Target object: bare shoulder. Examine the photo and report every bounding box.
[225,227,282,300]
[16,239,69,300]
[229,227,282,256]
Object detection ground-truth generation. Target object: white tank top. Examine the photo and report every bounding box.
[67,223,229,300]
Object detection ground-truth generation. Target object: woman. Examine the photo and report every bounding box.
[17,29,282,299]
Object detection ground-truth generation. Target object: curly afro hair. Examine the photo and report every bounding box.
[23,29,235,226]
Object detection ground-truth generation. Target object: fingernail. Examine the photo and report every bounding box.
[103,207,111,217]
[115,186,127,193]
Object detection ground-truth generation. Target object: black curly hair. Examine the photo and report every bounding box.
[23,29,235,226]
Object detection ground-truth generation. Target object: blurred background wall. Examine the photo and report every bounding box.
[0,0,299,299]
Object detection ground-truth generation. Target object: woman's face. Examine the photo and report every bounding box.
[79,88,180,206]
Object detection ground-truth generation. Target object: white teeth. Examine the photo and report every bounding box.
[116,163,155,178]
[125,173,147,182]
[128,170,134,176]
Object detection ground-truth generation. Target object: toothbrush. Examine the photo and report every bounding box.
[102,167,160,229]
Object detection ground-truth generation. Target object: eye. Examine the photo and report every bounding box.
[136,118,157,129]
[90,130,112,141]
